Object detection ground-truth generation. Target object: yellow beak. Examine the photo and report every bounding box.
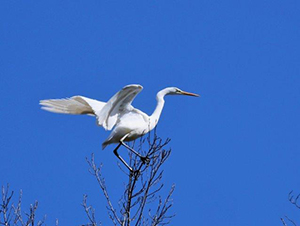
[181,91,200,97]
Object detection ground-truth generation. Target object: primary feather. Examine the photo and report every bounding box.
[40,96,106,116]
[40,85,143,131]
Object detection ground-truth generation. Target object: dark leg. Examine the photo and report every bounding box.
[121,141,143,158]
[113,143,133,172]
[121,141,150,164]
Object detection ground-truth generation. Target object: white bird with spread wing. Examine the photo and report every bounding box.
[40,84,199,172]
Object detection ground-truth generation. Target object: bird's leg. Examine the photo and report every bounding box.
[113,143,133,172]
[121,141,143,157]
[120,141,150,164]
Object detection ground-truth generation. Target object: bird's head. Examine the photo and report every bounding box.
[166,87,200,97]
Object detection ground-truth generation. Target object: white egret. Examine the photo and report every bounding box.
[40,84,199,171]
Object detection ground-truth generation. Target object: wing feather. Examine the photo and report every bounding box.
[40,96,106,115]
[97,84,143,130]
[40,84,143,131]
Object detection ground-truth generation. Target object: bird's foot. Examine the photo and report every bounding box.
[140,156,150,165]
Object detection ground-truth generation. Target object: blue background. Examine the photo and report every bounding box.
[1,1,300,225]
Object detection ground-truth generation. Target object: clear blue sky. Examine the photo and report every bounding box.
[1,1,300,225]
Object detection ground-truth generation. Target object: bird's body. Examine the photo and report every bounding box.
[40,84,199,171]
[102,108,150,147]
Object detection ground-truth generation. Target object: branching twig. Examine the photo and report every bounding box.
[81,195,99,226]
[281,191,300,226]
[85,131,175,226]
[1,184,14,226]
[86,155,121,226]
[281,217,288,226]
[1,185,46,226]
[285,215,298,226]
[289,191,300,210]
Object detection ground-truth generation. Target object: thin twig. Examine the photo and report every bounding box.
[86,155,122,225]
[86,130,175,226]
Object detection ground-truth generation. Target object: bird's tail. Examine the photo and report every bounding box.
[102,135,114,150]
[102,142,109,150]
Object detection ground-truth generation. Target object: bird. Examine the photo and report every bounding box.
[40,84,199,172]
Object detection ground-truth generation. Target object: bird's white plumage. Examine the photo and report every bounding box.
[40,84,199,150]
[40,96,106,115]
[97,84,143,130]
[40,85,143,131]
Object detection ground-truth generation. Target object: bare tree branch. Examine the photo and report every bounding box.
[81,195,99,226]
[85,131,175,226]
[86,155,122,226]
[281,191,300,226]
[289,191,300,210]
[1,184,14,226]
[285,216,298,226]
[0,185,46,226]
[281,217,288,226]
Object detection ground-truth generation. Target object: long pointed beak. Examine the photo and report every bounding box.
[181,91,200,97]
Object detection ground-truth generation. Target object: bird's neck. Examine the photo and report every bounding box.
[149,90,166,130]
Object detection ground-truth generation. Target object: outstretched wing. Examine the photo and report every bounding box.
[40,96,106,116]
[97,84,143,130]
[40,84,143,131]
